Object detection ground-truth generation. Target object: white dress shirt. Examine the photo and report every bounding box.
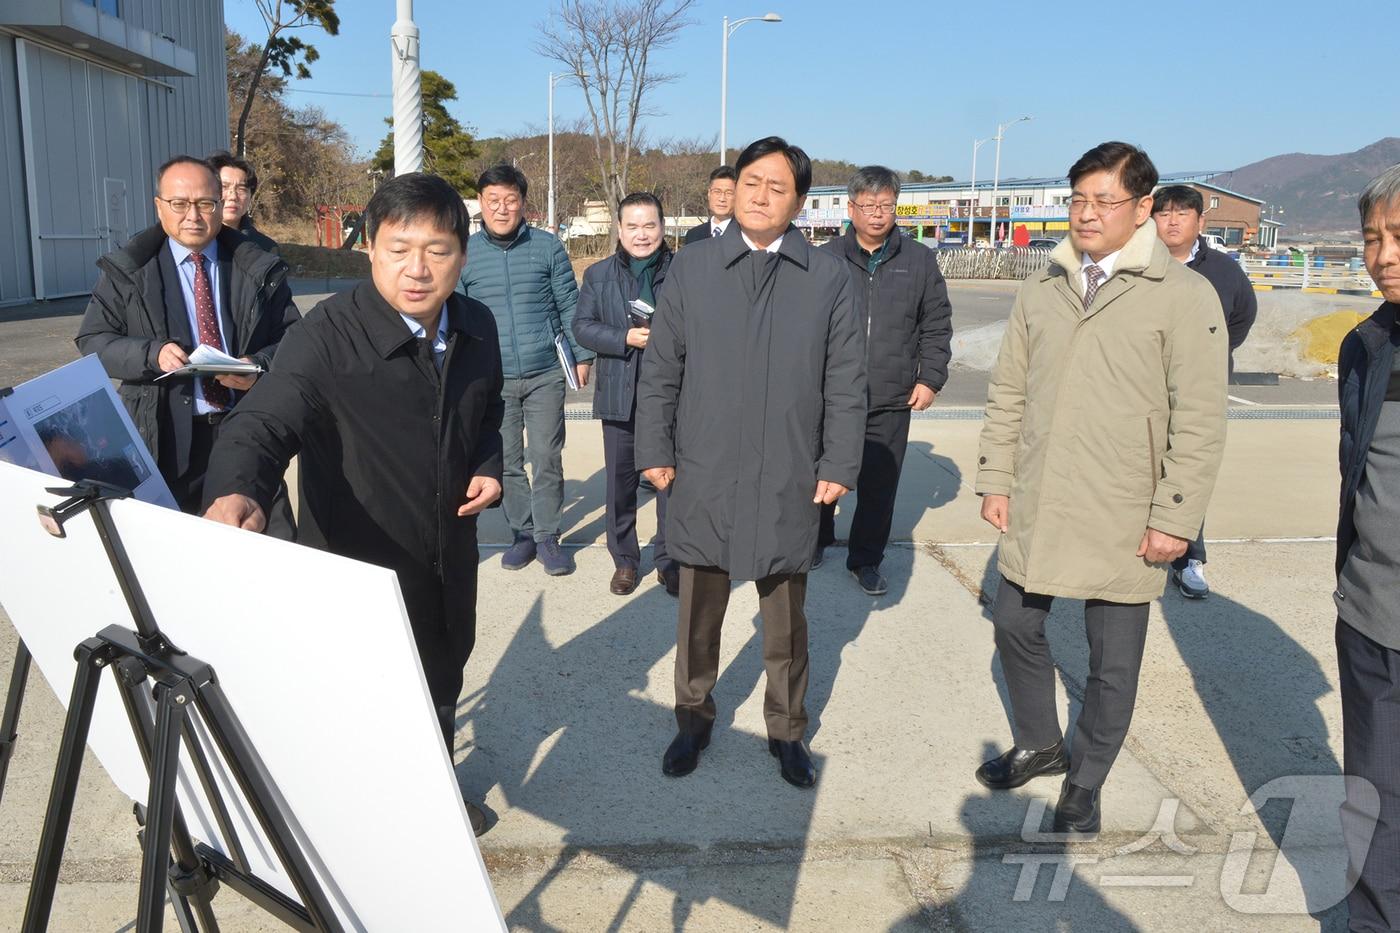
[740,230,784,254]
[399,308,449,371]
[168,238,226,415]
[709,217,732,238]
[1080,248,1121,294]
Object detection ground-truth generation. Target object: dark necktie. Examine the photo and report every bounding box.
[189,253,232,408]
[1083,263,1106,311]
[713,226,721,238]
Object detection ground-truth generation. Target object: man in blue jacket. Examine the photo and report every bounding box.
[459,165,593,575]
[1336,164,1400,932]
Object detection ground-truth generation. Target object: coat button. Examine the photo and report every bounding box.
[978,456,986,464]
[1172,493,1183,503]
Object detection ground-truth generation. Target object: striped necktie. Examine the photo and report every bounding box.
[1083,263,1106,310]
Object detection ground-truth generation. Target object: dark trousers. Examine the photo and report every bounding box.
[400,567,480,749]
[500,371,566,541]
[173,418,295,539]
[1171,525,1208,570]
[817,408,911,569]
[1337,618,1400,931]
[674,565,809,741]
[602,416,671,571]
[990,576,1149,789]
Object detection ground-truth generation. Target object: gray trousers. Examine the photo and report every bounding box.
[991,575,1149,789]
[500,370,566,541]
[674,565,809,742]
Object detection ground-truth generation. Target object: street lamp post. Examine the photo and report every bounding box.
[989,115,1031,247]
[969,137,990,246]
[719,12,782,166]
[548,71,586,234]
[390,0,422,176]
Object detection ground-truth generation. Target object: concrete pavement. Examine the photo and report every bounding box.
[0,409,1354,931]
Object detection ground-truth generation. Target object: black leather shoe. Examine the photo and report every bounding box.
[464,799,488,837]
[657,566,680,597]
[768,738,817,788]
[975,741,1069,790]
[662,728,711,777]
[1052,778,1101,836]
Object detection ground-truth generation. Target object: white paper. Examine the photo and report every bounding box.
[188,343,248,367]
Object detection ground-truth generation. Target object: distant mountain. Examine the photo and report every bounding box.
[1208,138,1400,237]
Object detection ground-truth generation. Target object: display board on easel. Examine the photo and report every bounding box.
[0,462,504,929]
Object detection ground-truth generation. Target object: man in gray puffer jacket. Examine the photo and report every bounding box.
[459,164,594,575]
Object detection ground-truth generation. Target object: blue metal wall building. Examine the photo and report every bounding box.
[0,0,228,306]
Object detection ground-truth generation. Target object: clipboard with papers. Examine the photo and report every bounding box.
[155,344,264,380]
[554,332,581,391]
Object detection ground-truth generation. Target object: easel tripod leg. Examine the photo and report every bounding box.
[0,638,33,808]
[135,680,190,933]
[21,638,108,933]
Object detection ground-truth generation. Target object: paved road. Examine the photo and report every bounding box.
[0,279,1360,410]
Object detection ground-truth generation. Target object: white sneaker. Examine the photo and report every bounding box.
[1175,559,1209,599]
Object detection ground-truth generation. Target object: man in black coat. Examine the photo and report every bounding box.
[1334,165,1400,932]
[75,155,297,532]
[208,150,279,253]
[683,165,737,244]
[1152,185,1259,599]
[203,173,505,836]
[817,166,953,595]
[637,137,866,789]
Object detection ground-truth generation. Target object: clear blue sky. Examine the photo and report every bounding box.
[224,0,1391,181]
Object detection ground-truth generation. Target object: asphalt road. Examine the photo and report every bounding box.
[0,279,1352,408]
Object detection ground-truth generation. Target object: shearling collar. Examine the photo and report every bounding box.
[1046,221,1169,289]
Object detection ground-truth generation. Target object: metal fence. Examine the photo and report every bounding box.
[1241,257,1377,292]
[934,247,1052,280]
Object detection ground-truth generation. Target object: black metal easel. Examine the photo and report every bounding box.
[17,480,344,933]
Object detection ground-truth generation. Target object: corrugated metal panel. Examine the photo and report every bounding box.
[0,36,35,304]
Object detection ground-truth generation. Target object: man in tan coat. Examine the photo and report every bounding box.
[973,141,1228,835]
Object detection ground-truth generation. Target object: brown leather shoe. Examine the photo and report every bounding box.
[610,566,638,595]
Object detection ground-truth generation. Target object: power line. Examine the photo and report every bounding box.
[285,88,390,99]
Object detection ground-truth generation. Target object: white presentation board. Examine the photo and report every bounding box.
[0,462,503,930]
[0,355,177,509]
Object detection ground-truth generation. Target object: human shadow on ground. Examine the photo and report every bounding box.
[453,443,965,929]
[972,546,1349,923]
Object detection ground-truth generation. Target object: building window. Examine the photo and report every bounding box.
[1225,227,1244,246]
[1209,196,1220,209]
[1014,195,1032,206]
[1052,195,1071,205]
[996,196,1010,207]
[811,199,819,210]
[80,0,120,13]
[833,197,841,206]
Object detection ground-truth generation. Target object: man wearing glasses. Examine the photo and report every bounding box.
[684,166,737,244]
[815,166,952,595]
[76,155,298,531]
[974,142,1227,835]
[459,164,593,575]
[208,150,278,254]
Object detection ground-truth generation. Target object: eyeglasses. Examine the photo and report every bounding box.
[221,183,252,197]
[156,197,221,216]
[707,187,734,199]
[852,202,897,216]
[485,197,522,211]
[1068,195,1138,217]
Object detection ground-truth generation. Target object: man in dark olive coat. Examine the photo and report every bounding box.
[636,136,867,789]
[202,173,504,836]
